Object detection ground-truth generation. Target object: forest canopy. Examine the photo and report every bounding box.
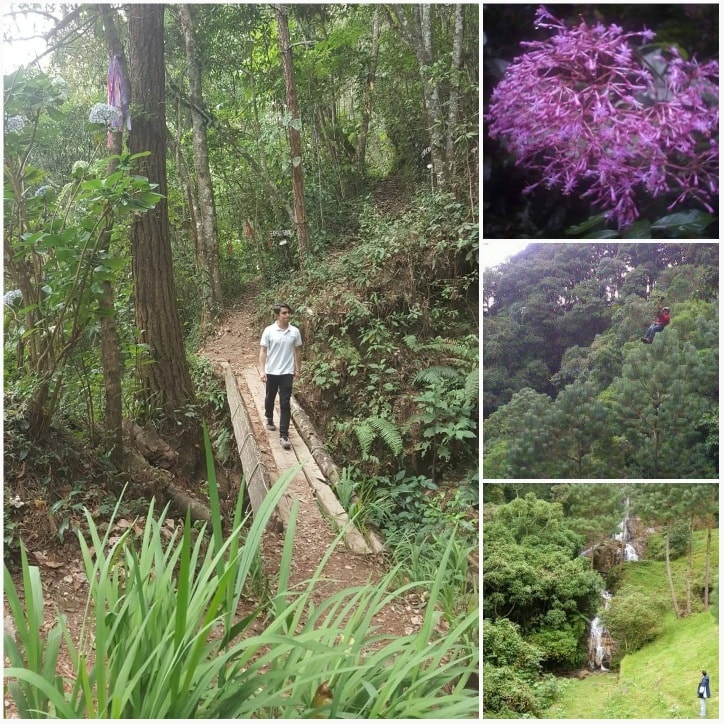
[483,243,718,478]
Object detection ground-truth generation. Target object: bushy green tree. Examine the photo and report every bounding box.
[546,380,612,477]
[483,494,603,668]
[600,586,666,660]
[483,388,554,477]
[606,329,716,478]
[482,618,545,716]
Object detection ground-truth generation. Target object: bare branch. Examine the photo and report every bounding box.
[44,5,84,41]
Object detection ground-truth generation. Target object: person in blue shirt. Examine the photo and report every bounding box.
[698,670,711,718]
[259,303,303,450]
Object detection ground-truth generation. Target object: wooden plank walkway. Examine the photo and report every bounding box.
[230,367,373,554]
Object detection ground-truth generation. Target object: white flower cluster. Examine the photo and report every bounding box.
[88,102,121,125]
[34,185,52,198]
[4,289,23,307]
[6,115,26,132]
[72,160,89,176]
[51,76,69,100]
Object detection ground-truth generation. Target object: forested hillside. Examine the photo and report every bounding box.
[483,243,718,478]
[483,483,718,719]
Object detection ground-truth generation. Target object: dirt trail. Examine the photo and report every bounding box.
[3,282,420,718]
[198,281,414,635]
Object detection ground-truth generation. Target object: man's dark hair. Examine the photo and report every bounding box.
[702,670,707,676]
[273,303,292,316]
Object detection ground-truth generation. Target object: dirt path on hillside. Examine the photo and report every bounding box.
[198,280,416,636]
[3,280,432,717]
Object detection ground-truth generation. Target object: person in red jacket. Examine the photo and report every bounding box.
[641,301,670,343]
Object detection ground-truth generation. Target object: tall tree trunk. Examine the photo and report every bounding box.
[445,4,464,180]
[704,522,711,609]
[97,3,125,466]
[664,528,681,618]
[356,7,380,176]
[685,517,693,615]
[388,4,446,187]
[178,4,222,334]
[652,424,659,478]
[244,58,296,226]
[127,4,196,430]
[276,4,309,266]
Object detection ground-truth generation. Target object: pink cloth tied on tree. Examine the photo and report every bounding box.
[107,53,131,146]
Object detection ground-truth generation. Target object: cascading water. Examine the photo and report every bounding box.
[614,496,640,562]
[588,592,612,670]
[586,498,641,670]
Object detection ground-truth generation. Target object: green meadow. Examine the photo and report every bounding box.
[543,529,718,719]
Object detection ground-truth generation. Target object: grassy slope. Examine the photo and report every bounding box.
[544,528,718,719]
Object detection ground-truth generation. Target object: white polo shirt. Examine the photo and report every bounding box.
[260,323,303,375]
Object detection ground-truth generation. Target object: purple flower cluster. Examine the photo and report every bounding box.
[486,6,719,228]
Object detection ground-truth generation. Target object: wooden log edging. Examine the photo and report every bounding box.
[223,363,283,531]
[294,445,371,555]
[289,395,341,487]
[290,395,385,554]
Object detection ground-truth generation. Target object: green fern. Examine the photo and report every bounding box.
[464,366,479,401]
[354,416,404,457]
[413,365,462,386]
[353,422,372,457]
[369,416,404,456]
[404,335,478,362]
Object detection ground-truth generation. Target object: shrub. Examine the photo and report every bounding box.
[600,586,666,658]
[527,624,585,668]
[646,519,690,561]
[483,662,540,717]
[483,618,541,676]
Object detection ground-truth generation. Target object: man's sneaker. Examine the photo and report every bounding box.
[280,436,292,450]
[265,418,276,431]
[641,337,649,344]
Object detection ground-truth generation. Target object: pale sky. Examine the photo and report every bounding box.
[2,6,54,72]
[481,242,530,271]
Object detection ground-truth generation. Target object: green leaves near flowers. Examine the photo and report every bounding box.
[650,210,714,236]
[566,210,714,239]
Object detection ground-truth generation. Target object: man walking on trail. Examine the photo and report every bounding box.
[641,298,670,343]
[697,670,711,718]
[259,303,302,451]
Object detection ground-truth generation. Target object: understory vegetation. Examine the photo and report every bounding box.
[4,440,478,719]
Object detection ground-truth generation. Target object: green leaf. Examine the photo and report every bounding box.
[45,106,66,122]
[584,229,619,239]
[622,219,652,239]
[651,210,713,236]
[565,213,607,235]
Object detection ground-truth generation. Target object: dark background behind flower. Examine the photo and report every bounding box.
[483,4,719,239]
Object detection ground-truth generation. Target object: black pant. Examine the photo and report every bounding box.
[264,374,294,436]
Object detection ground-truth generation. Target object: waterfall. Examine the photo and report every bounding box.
[588,592,613,670]
[623,543,639,562]
[614,497,640,562]
[586,498,642,671]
